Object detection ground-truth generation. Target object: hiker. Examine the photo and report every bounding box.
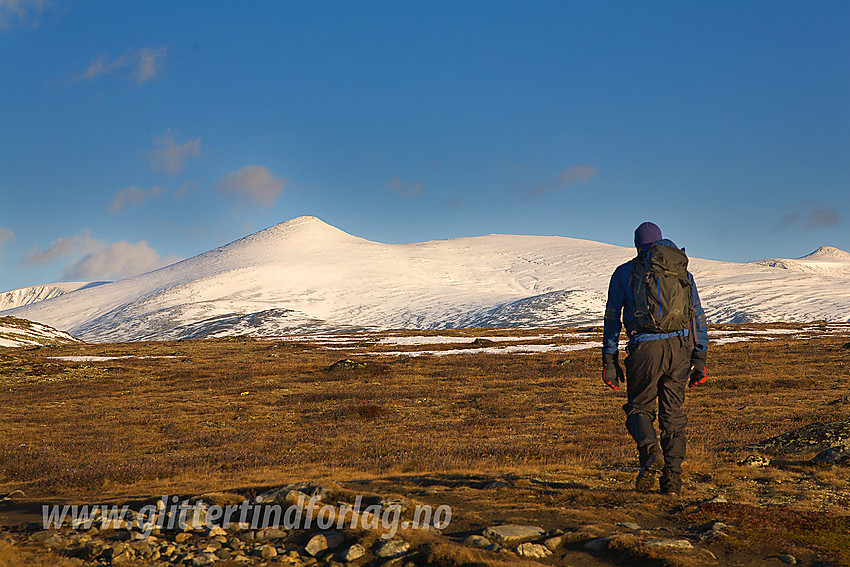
[601,222,709,497]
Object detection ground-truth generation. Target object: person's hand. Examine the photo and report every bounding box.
[602,351,624,390]
[689,351,707,387]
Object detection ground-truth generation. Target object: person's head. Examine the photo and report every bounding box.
[634,222,662,251]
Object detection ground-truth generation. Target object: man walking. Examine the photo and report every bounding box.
[602,222,709,497]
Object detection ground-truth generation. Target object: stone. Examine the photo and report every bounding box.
[305,531,345,556]
[810,446,850,465]
[779,554,797,565]
[192,552,218,566]
[255,527,287,541]
[543,535,564,551]
[379,497,408,513]
[644,538,694,550]
[374,538,410,558]
[739,454,771,467]
[706,495,728,504]
[482,524,545,546]
[207,526,227,537]
[260,544,278,559]
[616,522,641,530]
[328,358,366,370]
[748,418,850,456]
[215,548,232,560]
[464,535,492,549]
[583,537,610,552]
[175,532,192,543]
[483,480,510,489]
[515,542,553,558]
[337,543,366,561]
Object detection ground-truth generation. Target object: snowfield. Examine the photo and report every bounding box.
[2,216,849,342]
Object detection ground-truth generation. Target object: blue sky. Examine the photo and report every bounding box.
[1,1,848,291]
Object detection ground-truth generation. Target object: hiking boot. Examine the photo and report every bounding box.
[660,470,682,497]
[635,449,663,493]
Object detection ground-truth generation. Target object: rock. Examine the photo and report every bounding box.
[255,527,287,541]
[215,548,232,560]
[305,531,345,556]
[379,497,408,513]
[616,522,641,530]
[175,532,193,543]
[543,535,564,551]
[739,454,771,467]
[471,338,496,347]
[463,535,492,549]
[515,542,553,558]
[265,545,280,559]
[748,418,850,456]
[842,342,850,349]
[644,538,694,550]
[483,480,511,489]
[374,538,410,558]
[705,495,728,504]
[337,543,366,561]
[583,537,610,552]
[779,554,797,564]
[482,524,545,546]
[207,526,227,537]
[810,446,850,465]
[192,552,219,566]
[328,358,366,370]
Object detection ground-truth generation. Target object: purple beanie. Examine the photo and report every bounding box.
[634,222,662,248]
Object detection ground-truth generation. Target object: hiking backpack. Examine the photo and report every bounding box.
[628,243,694,335]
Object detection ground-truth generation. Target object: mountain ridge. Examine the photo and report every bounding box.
[2,217,848,341]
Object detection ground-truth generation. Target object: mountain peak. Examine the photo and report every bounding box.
[799,245,850,260]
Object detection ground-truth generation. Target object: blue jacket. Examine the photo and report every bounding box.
[602,239,709,355]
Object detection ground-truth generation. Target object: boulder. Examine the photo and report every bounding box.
[482,524,545,546]
[515,542,552,558]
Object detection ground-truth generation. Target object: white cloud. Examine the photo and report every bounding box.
[20,229,102,266]
[387,177,425,198]
[0,228,14,269]
[130,46,168,85]
[62,241,180,280]
[558,164,597,186]
[775,204,842,232]
[71,46,168,85]
[0,0,49,29]
[110,186,163,213]
[216,165,287,205]
[150,131,201,174]
[522,164,598,201]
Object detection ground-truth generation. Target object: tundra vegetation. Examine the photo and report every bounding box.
[0,321,848,566]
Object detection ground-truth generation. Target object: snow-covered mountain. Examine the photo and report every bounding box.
[2,216,849,341]
[0,316,82,348]
[0,281,108,311]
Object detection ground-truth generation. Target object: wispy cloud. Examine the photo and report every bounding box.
[150,131,201,174]
[522,164,597,201]
[70,46,168,85]
[0,0,50,29]
[216,165,287,205]
[387,177,424,198]
[558,164,597,185]
[20,229,102,266]
[109,186,163,213]
[62,241,180,280]
[774,204,841,232]
[0,228,14,269]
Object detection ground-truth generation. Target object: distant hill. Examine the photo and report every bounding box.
[0,316,82,348]
[0,281,108,311]
[2,216,848,341]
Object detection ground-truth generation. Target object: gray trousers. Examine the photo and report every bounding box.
[623,335,691,475]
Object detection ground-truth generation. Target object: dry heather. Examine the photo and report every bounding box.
[0,323,848,565]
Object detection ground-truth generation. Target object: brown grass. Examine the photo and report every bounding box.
[0,324,849,564]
